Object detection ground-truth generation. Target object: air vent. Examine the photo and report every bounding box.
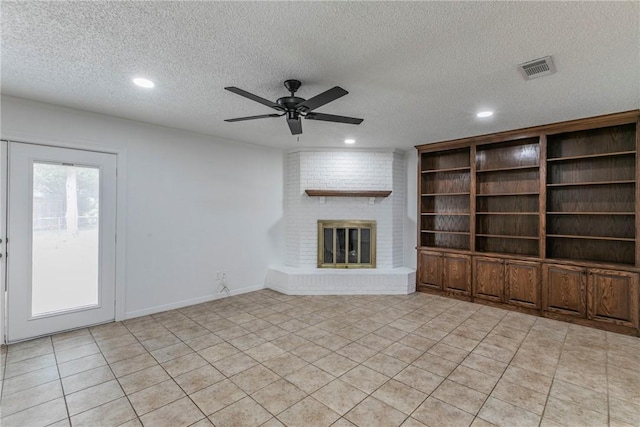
[518,56,556,80]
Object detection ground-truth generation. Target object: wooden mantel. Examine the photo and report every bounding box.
[305,189,392,198]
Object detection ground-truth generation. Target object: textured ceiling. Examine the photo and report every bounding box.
[2,1,639,149]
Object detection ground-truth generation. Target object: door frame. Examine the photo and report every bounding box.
[1,133,127,343]
[1,141,7,344]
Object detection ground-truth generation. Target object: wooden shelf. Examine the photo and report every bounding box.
[547,234,635,242]
[547,212,635,215]
[305,190,391,198]
[547,180,635,187]
[477,212,539,215]
[421,230,470,235]
[547,150,636,162]
[421,166,471,174]
[476,192,539,197]
[421,192,470,196]
[476,234,539,240]
[476,165,539,173]
[421,213,470,216]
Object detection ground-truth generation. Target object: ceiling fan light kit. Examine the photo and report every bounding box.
[224,79,363,135]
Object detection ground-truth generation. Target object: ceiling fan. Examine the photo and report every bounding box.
[224,79,363,135]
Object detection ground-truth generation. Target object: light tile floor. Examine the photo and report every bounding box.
[1,289,639,427]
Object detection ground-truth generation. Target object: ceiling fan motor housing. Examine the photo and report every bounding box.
[277,96,305,110]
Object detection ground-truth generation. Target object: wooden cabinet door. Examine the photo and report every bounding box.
[542,264,586,317]
[505,260,541,309]
[418,251,442,290]
[473,257,504,302]
[587,269,639,328]
[443,254,471,295]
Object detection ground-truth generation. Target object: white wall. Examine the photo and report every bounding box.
[404,150,418,269]
[1,96,285,320]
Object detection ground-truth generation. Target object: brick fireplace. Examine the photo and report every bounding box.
[266,149,415,294]
[317,219,376,268]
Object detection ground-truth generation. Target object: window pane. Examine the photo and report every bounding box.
[323,228,334,264]
[32,163,100,316]
[361,228,371,264]
[336,228,346,263]
[348,229,358,263]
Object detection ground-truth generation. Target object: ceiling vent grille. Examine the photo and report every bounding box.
[518,56,556,80]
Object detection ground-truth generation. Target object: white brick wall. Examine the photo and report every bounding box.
[392,151,405,267]
[285,149,405,268]
[266,266,416,295]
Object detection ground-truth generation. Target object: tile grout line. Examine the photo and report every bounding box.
[49,335,74,426]
[0,344,6,401]
[536,318,570,427]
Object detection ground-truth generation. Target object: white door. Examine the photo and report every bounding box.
[6,142,117,342]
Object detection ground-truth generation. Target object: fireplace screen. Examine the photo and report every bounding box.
[318,220,376,268]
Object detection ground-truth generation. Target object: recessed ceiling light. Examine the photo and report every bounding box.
[133,77,155,88]
[477,110,493,118]
[344,139,355,144]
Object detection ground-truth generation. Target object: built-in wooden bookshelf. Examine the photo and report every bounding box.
[475,138,541,257]
[420,147,471,250]
[545,123,637,266]
[416,110,640,336]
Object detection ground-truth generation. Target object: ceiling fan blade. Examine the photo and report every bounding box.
[296,86,348,112]
[287,118,302,135]
[305,112,363,125]
[225,87,282,110]
[224,113,282,122]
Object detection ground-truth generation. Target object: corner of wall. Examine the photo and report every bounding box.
[404,150,418,269]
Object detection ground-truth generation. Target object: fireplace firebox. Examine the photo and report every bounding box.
[317,220,376,268]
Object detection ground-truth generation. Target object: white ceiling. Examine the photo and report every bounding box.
[2,1,639,150]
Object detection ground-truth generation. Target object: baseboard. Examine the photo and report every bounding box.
[265,283,291,295]
[267,287,412,296]
[123,284,265,320]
